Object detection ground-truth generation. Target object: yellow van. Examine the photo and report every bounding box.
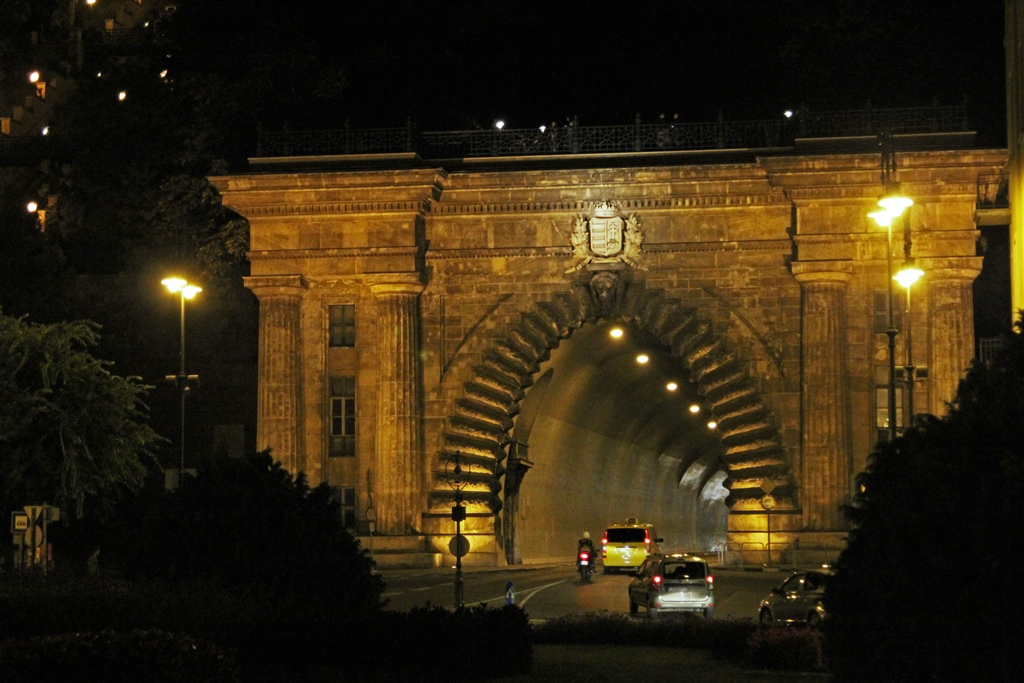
[601,519,662,573]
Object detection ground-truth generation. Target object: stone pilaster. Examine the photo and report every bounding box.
[244,276,308,474]
[792,264,853,531]
[370,282,425,535]
[926,259,982,416]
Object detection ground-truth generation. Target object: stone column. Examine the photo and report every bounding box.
[792,264,853,531]
[244,276,307,474]
[927,259,982,416]
[370,282,425,534]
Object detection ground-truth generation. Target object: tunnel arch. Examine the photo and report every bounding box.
[428,271,796,542]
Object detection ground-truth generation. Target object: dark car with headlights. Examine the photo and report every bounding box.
[758,569,830,627]
[628,553,714,619]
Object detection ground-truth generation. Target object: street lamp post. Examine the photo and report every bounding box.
[895,258,924,422]
[162,277,201,487]
[869,133,913,442]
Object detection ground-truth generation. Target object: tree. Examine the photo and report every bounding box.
[825,321,1024,682]
[105,450,384,612]
[0,310,160,522]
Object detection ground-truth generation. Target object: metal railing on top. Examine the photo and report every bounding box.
[256,122,418,157]
[254,105,970,159]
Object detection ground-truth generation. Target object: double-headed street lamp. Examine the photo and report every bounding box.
[162,277,201,487]
[869,133,917,442]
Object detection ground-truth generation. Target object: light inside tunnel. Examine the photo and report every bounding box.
[510,321,729,562]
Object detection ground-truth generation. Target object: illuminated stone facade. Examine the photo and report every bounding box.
[212,145,1005,565]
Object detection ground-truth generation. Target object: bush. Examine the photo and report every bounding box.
[0,629,240,682]
[825,323,1024,682]
[0,574,362,679]
[347,605,533,682]
[531,612,757,661]
[104,450,384,612]
[744,627,825,671]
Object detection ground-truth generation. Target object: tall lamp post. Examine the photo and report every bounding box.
[895,259,924,422]
[162,277,201,487]
[869,133,913,442]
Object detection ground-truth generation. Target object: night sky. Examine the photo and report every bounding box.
[323,1,1007,143]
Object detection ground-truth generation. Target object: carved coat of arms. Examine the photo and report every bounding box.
[567,201,646,272]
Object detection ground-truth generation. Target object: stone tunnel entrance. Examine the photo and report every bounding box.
[429,272,795,566]
[215,146,998,570]
[505,319,731,563]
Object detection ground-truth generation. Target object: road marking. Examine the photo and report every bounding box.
[479,580,564,607]
[382,585,440,597]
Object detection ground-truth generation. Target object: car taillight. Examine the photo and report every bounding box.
[652,575,662,584]
[644,532,651,545]
[706,575,714,587]
[652,575,662,590]
[601,535,607,546]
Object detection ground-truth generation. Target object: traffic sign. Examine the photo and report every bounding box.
[448,534,470,558]
[26,525,42,548]
[24,505,43,524]
[11,512,28,533]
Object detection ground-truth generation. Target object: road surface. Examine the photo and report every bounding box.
[381,563,792,621]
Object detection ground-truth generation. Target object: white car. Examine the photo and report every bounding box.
[628,554,714,619]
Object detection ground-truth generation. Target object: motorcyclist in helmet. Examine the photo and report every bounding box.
[577,531,595,554]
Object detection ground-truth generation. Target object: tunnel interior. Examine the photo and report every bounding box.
[507,320,729,562]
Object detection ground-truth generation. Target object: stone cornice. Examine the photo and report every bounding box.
[793,233,873,245]
[242,274,309,295]
[917,256,984,280]
[248,240,792,262]
[369,282,427,296]
[237,194,792,218]
[249,246,421,261]
[429,194,791,215]
[785,182,978,203]
[241,199,432,217]
[791,261,853,283]
[647,239,792,254]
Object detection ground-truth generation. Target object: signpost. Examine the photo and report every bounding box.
[446,452,469,609]
[760,479,776,567]
[12,505,60,573]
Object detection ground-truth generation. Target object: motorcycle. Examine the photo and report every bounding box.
[577,549,596,583]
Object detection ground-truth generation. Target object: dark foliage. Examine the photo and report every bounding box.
[344,605,532,682]
[0,311,159,523]
[0,628,240,683]
[102,449,383,611]
[825,322,1024,682]
[531,611,757,661]
[0,576,529,682]
[744,626,825,672]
